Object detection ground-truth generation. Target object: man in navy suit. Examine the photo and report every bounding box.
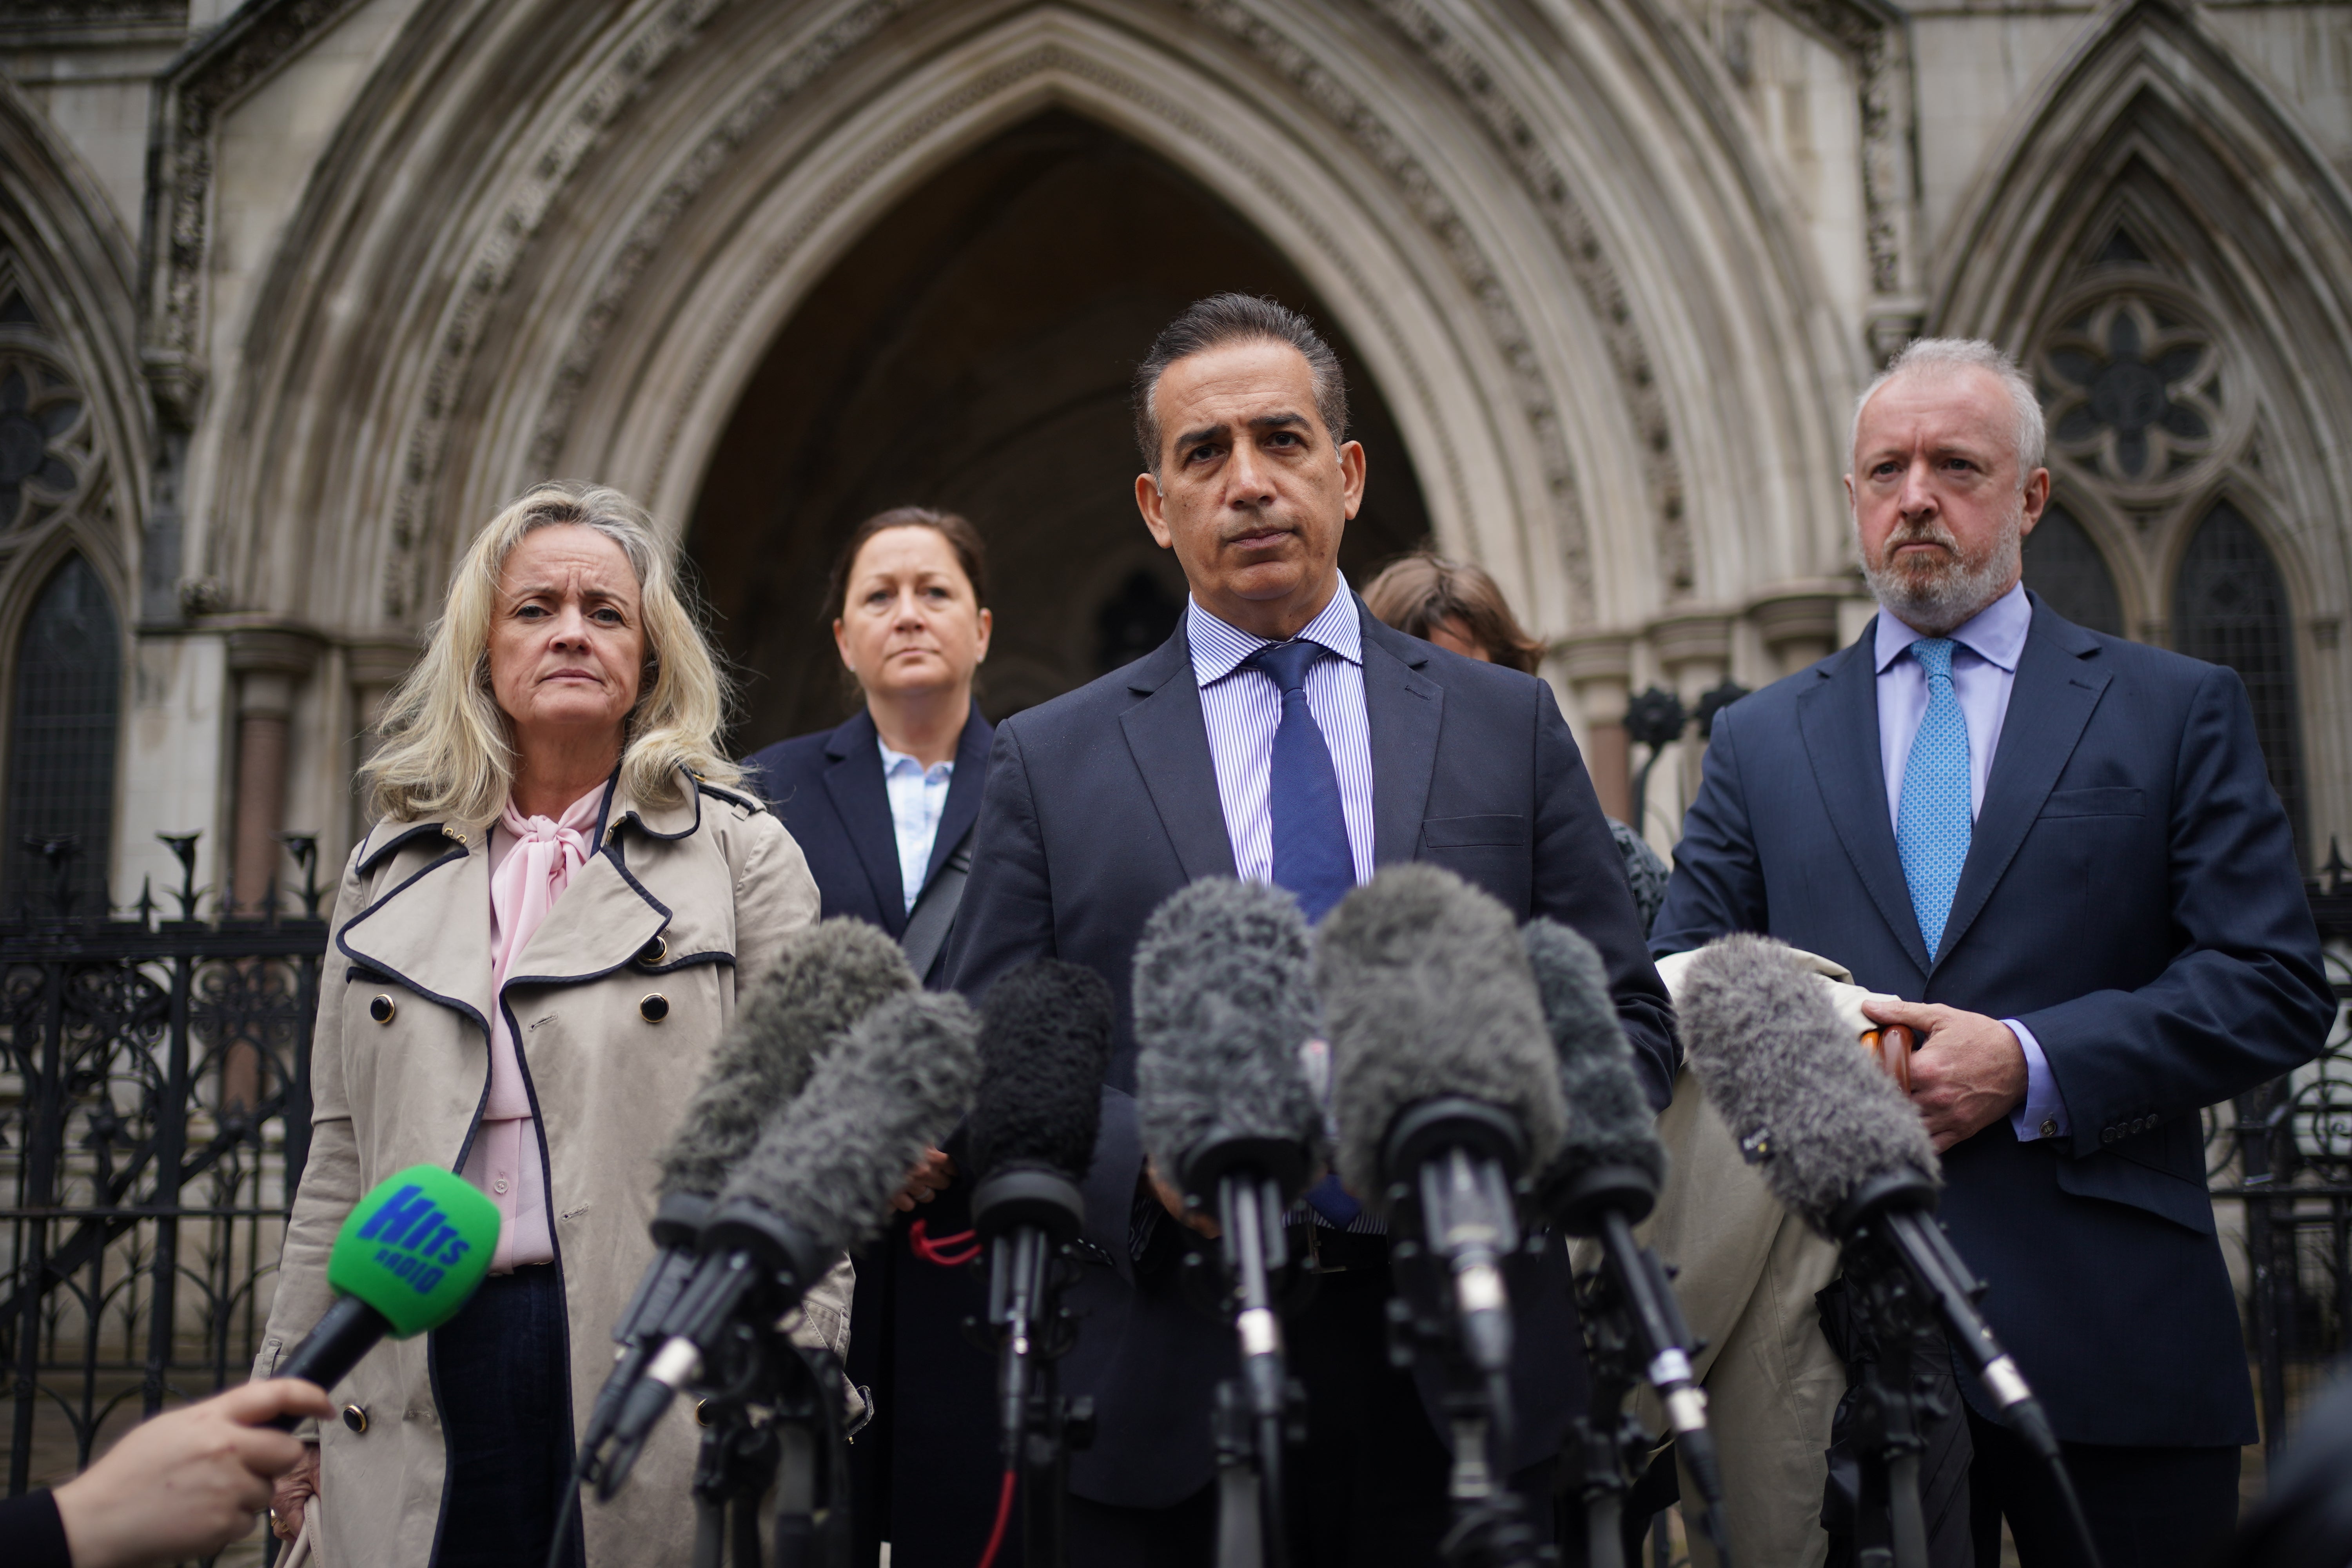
[1653,338,2334,1566]
[946,294,1674,1565]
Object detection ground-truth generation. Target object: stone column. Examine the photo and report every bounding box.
[1646,611,1735,853]
[1750,590,1844,678]
[346,641,419,837]
[225,628,321,916]
[1559,632,1635,824]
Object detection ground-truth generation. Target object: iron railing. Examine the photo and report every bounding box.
[0,832,324,1548]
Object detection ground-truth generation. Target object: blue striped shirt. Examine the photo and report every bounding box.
[1187,581,1377,889]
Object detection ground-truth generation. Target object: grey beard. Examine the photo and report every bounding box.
[1861,508,2022,636]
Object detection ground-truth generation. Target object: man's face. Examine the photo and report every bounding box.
[1134,339,1366,640]
[1846,365,2049,636]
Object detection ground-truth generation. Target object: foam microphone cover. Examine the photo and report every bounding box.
[715,989,981,1258]
[657,918,917,1201]
[1133,878,1330,1184]
[1677,933,1938,1236]
[1522,917,1668,1194]
[967,958,1114,1182]
[1313,865,1568,1204]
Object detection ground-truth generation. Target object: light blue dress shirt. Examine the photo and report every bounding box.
[877,738,954,915]
[1873,581,2065,1142]
[1187,579,1378,889]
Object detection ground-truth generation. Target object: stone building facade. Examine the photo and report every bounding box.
[0,0,2345,913]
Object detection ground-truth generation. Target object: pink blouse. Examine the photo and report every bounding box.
[462,782,606,1272]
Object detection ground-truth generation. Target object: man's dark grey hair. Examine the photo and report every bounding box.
[1132,293,1350,477]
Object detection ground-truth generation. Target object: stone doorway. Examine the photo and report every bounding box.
[686,109,1434,751]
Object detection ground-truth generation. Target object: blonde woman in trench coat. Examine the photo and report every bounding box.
[256,484,850,1567]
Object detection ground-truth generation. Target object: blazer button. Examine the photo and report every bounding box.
[638,934,668,966]
[640,993,670,1023]
[368,995,396,1025]
[341,1405,369,1434]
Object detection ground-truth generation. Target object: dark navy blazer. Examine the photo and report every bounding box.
[944,601,1677,1509]
[742,702,992,983]
[1652,595,2334,1447]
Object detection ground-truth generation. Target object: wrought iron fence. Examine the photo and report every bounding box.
[2209,849,2352,1455]
[0,831,323,1561]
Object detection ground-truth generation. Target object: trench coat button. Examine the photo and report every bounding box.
[638,935,668,966]
[368,995,396,1024]
[641,993,670,1023]
[341,1405,368,1434]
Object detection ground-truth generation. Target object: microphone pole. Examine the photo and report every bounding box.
[973,1165,1091,1568]
[1200,1155,1306,1568]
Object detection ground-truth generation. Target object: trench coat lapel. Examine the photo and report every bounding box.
[1797,628,1934,977]
[1932,602,2109,969]
[1118,628,1238,883]
[506,783,679,985]
[1361,610,1443,865]
[336,820,498,1038]
[820,711,907,933]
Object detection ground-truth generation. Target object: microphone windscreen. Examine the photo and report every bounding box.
[657,918,916,1201]
[1676,933,1938,1236]
[967,958,1114,1183]
[1522,917,1667,1193]
[716,990,981,1258]
[1133,879,1330,1184]
[1313,866,1567,1204]
[329,1165,503,1337]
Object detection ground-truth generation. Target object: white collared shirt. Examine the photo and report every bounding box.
[877,739,953,914]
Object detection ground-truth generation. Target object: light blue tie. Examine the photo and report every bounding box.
[1897,638,1971,962]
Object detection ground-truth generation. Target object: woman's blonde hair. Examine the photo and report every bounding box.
[363,483,741,824]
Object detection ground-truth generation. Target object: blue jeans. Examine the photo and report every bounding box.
[432,1266,583,1568]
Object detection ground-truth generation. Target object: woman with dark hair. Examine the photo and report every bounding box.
[741,506,996,1568]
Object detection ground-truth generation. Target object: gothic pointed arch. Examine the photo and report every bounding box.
[1931,0,2352,857]
[195,0,1854,660]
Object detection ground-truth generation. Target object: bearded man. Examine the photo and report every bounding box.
[1653,339,2332,1567]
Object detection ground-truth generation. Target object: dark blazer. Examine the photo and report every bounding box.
[1652,595,2334,1447]
[742,702,992,982]
[944,599,1676,1508]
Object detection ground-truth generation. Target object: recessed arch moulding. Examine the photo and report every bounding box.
[200,0,1858,825]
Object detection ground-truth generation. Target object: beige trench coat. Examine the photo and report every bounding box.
[255,771,851,1567]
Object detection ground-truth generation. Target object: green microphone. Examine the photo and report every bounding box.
[267,1165,501,1426]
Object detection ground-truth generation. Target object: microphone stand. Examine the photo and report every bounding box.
[971,1166,1094,1568]
[682,1278,854,1568]
[1833,1171,2104,1568]
[1550,1166,1735,1568]
[1186,1146,1310,1568]
[1380,1098,1550,1568]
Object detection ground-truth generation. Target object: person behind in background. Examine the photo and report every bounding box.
[741,507,995,1566]
[1363,550,1669,933]
[1652,339,2333,1566]
[1360,550,1545,673]
[260,483,847,1568]
[0,1381,331,1568]
[946,293,1675,1566]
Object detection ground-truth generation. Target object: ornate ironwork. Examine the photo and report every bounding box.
[0,831,323,1565]
[2208,871,2352,1456]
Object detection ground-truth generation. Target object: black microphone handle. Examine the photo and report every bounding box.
[1876,1209,2053,1447]
[1595,1211,1733,1565]
[993,1224,1054,1463]
[1216,1169,1293,1568]
[266,1295,389,1430]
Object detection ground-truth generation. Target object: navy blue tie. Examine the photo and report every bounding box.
[1247,639,1363,1228]
[1245,639,1356,925]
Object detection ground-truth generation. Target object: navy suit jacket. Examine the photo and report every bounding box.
[1652,595,2334,1447]
[742,702,992,984]
[944,599,1675,1507]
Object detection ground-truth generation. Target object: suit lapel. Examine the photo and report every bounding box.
[920,703,992,891]
[1118,628,1238,882]
[337,827,497,1033]
[821,711,907,933]
[1798,632,1933,975]
[1361,614,1443,865]
[1934,605,2108,969]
